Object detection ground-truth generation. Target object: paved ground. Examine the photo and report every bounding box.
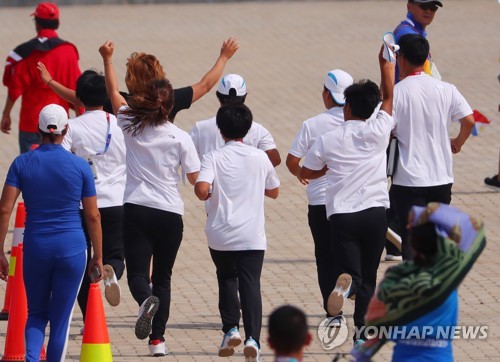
[0,1,499,361]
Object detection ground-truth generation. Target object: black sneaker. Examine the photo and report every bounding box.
[484,175,500,191]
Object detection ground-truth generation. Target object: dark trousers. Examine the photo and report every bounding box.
[124,203,183,341]
[308,204,336,315]
[329,207,386,329]
[391,183,452,260]
[77,206,125,318]
[209,248,265,346]
[385,187,402,256]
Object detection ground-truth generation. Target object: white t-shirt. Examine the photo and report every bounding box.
[393,73,473,187]
[190,116,277,159]
[62,110,126,208]
[304,110,394,218]
[289,107,345,205]
[117,106,200,215]
[197,141,280,251]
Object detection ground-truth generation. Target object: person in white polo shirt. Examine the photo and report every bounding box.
[100,41,200,357]
[286,69,353,326]
[190,74,281,167]
[195,104,279,362]
[391,34,474,260]
[301,47,395,345]
[36,65,125,324]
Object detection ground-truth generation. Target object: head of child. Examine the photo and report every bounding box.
[409,222,438,266]
[125,52,166,95]
[76,70,108,109]
[323,69,353,110]
[216,103,252,141]
[216,74,247,106]
[343,80,381,121]
[267,305,311,359]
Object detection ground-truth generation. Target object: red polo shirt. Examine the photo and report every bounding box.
[3,29,81,133]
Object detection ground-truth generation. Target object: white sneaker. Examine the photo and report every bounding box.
[135,296,160,340]
[218,326,242,357]
[243,337,260,362]
[385,254,403,262]
[327,273,352,317]
[325,314,346,327]
[148,339,168,357]
[103,265,121,306]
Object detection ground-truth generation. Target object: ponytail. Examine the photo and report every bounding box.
[121,78,174,136]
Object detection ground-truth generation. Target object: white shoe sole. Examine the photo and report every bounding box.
[103,265,121,307]
[218,335,242,357]
[135,296,159,340]
[243,345,258,359]
[327,273,352,317]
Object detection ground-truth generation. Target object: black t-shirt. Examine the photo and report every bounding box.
[103,86,193,121]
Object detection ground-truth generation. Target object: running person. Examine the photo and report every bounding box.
[191,74,281,167]
[286,69,353,324]
[100,40,200,357]
[0,104,103,362]
[37,64,126,319]
[195,104,279,361]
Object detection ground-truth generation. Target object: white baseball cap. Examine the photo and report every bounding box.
[38,104,68,134]
[217,74,247,96]
[324,69,354,105]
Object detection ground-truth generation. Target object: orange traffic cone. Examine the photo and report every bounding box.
[1,243,27,361]
[1,244,46,362]
[0,202,26,320]
[80,283,113,361]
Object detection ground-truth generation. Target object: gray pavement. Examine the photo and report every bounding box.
[0,1,499,361]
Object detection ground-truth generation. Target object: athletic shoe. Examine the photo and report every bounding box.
[385,254,403,262]
[103,264,121,306]
[148,339,168,357]
[218,326,242,357]
[327,273,352,317]
[243,337,260,362]
[135,296,160,340]
[325,314,346,328]
[484,175,500,191]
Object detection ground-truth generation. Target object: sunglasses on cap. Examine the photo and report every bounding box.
[417,2,439,12]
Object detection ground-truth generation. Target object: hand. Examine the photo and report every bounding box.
[0,254,9,282]
[297,175,309,186]
[450,137,462,154]
[1,114,11,134]
[220,36,239,60]
[37,62,52,84]
[379,45,395,71]
[88,255,104,283]
[99,41,115,62]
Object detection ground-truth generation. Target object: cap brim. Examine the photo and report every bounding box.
[331,92,346,105]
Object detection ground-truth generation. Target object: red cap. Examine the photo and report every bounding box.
[30,3,60,20]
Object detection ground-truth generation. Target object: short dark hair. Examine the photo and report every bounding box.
[268,305,309,355]
[76,70,108,108]
[398,34,429,66]
[344,80,381,119]
[35,17,59,30]
[216,104,252,139]
[409,222,438,266]
[216,91,246,105]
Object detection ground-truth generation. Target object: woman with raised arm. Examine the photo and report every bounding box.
[99,40,200,357]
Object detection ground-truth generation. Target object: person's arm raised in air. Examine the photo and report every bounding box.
[379,45,395,116]
[37,62,79,107]
[99,41,128,116]
[191,37,240,104]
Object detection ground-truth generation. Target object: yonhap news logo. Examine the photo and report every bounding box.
[317,317,349,350]
[353,325,489,341]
